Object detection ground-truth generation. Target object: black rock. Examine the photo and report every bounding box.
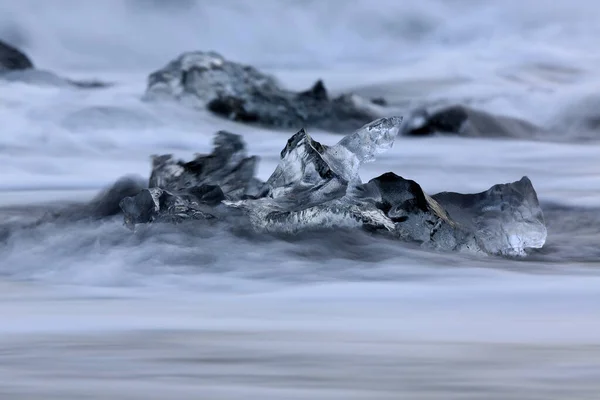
[144,51,387,133]
[370,97,388,107]
[401,105,544,139]
[0,39,34,71]
[188,184,226,206]
[363,173,471,250]
[363,173,547,255]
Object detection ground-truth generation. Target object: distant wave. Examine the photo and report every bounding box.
[1,0,600,72]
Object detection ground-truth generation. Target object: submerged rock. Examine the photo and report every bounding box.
[119,117,547,256]
[401,105,545,139]
[144,51,387,133]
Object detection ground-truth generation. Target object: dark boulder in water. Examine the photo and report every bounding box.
[144,51,387,133]
[0,39,34,71]
[401,105,545,139]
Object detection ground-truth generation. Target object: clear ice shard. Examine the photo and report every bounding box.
[321,115,401,182]
[431,176,547,256]
[265,116,402,204]
[224,117,403,230]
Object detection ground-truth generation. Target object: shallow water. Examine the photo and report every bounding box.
[1,0,600,398]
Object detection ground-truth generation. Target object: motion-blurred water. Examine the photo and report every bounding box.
[1,1,600,398]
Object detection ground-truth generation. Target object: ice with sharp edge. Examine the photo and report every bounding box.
[117,116,547,257]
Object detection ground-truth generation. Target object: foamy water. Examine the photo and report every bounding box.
[1,1,600,398]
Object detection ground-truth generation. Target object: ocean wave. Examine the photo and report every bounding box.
[2,0,600,72]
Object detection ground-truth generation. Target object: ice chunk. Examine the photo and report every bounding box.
[266,116,403,202]
[225,198,394,234]
[321,116,402,182]
[226,117,403,232]
[432,176,547,256]
[119,188,216,229]
[264,128,348,210]
[149,130,264,199]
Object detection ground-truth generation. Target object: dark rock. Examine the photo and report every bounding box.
[188,184,226,206]
[0,39,34,71]
[401,105,544,139]
[145,51,387,133]
[363,173,547,255]
[362,172,476,251]
[370,97,388,106]
[66,78,113,89]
